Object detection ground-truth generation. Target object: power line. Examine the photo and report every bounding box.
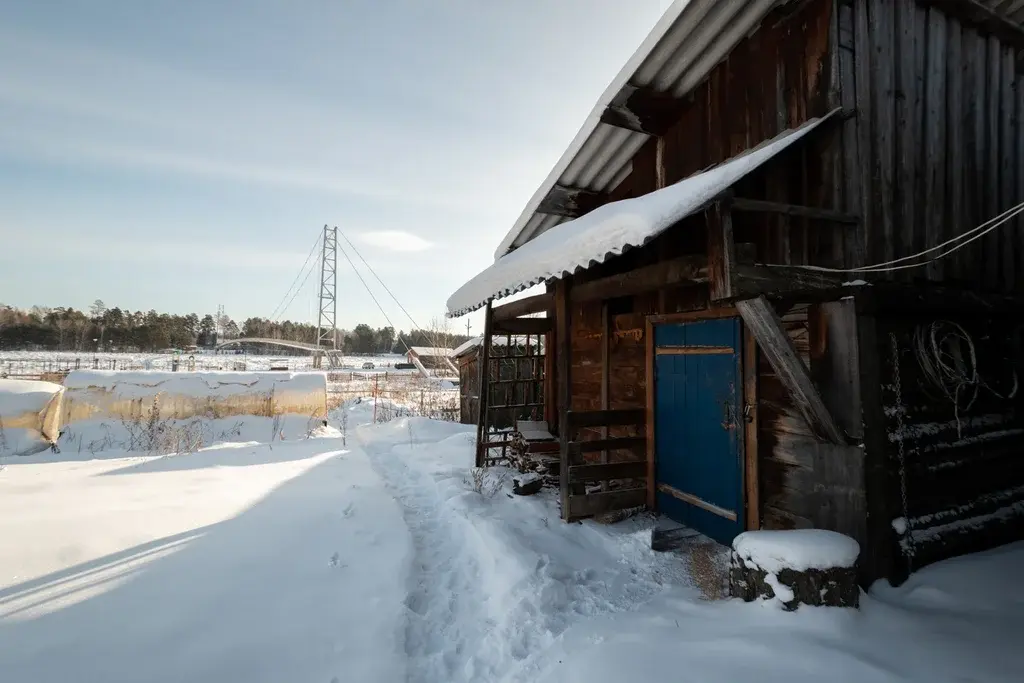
[269,234,321,321]
[763,200,1024,274]
[338,230,423,331]
[336,239,414,355]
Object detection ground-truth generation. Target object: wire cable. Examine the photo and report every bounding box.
[269,234,321,321]
[274,253,319,322]
[762,200,1024,273]
[336,240,414,355]
[337,230,423,331]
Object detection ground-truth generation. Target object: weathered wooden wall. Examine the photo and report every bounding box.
[458,354,478,425]
[870,302,1024,582]
[834,0,1024,291]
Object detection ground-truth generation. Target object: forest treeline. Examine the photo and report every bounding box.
[0,300,469,354]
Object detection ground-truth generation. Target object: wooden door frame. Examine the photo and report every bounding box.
[645,306,760,531]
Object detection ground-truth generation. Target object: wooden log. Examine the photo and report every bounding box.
[567,461,646,483]
[536,184,606,218]
[728,553,859,610]
[570,255,706,303]
[567,487,647,518]
[568,436,646,455]
[736,296,844,444]
[492,293,554,321]
[566,408,646,430]
[512,474,544,496]
[730,197,860,224]
[707,200,735,301]
[492,317,551,335]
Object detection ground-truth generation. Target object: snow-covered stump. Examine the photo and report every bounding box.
[728,530,860,610]
[512,472,543,496]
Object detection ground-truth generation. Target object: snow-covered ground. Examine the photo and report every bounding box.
[1,402,1021,683]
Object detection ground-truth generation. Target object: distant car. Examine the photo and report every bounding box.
[362,361,375,370]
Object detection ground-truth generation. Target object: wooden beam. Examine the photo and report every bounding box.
[731,197,861,224]
[474,302,494,468]
[492,317,551,335]
[655,136,667,190]
[555,280,572,521]
[536,183,606,219]
[567,487,647,519]
[569,436,646,455]
[733,264,843,299]
[599,84,685,136]
[567,461,647,484]
[735,296,845,444]
[566,408,646,430]
[645,316,656,510]
[707,200,736,301]
[600,303,610,484]
[571,255,706,303]
[917,0,1024,49]
[492,292,554,321]
[544,327,555,426]
[742,326,759,531]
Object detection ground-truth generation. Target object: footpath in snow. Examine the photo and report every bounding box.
[1,400,1022,683]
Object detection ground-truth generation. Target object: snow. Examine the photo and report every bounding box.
[407,346,454,358]
[447,109,839,316]
[732,529,860,573]
[2,400,1023,683]
[0,378,62,417]
[63,369,326,398]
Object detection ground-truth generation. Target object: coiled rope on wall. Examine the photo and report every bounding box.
[910,320,1019,437]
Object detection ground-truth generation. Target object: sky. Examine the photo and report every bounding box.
[0,0,673,332]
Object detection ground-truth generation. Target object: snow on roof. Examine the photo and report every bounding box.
[447,110,837,317]
[732,529,860,574]
[495,0,798,258]
[407,347,453,358]
[451,335,544,358]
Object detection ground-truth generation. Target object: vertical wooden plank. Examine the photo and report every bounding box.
[968,29,987,287]
[839,0,865,268]
[945,18,964,282]
[544,329,555,427]
[911,2,927,267]
[655,136,666,191]
[895,0,918,271]
[474,301,493,468]
[1017,57,1024,296]
[774,59,792,263]
[1000,47,1016,293]
[854,0,875,268]
[828,0,846,268]
[870,0,896,275]
[707,201,736,301]
[743,326,760,531]
[600,302,610,491]
[556,280,572,521]
[645,317,656,511]
[985,36,1002,291]
[924,9,947,282]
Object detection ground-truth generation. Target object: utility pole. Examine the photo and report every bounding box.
[315,225,338,368]
[466,319,472,337]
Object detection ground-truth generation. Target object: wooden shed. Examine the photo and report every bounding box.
[447,0,1024,586]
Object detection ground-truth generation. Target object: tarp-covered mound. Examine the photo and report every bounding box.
[0,379,65,456]
[62,371,328,423]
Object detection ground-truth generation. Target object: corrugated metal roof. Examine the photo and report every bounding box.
[448,111,837,317]
[494,0,794,259]
[982,0,1024,26]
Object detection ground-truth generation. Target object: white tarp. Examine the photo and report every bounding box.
[447,110,838,317]
[61,371,328,423]
[0,379,65,456]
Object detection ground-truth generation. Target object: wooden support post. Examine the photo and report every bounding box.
[743,326,760,531]
[735,296,844,445]
[544,328,555,426]
[707,200,736,301]
[474,301,494,467]
[555,280,572,521]
[655,136,667,190]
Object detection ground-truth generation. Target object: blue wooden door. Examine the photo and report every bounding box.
[654,318,744,545]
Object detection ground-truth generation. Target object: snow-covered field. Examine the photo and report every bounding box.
[0,402,1021,683]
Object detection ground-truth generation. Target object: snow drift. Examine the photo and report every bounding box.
[0,379,65,456]
[61,371,328,424]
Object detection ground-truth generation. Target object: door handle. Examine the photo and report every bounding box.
[743,404,754,424]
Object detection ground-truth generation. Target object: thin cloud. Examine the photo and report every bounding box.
[351,230,433,252]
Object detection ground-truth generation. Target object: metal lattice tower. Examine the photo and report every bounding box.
[316,225,338,353]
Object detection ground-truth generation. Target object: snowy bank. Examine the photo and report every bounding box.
[0,378,64,456]
[62,371,328,424]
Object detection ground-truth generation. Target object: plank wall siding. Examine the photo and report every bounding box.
[835,0,1024,291]
[875,312,1024,577]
